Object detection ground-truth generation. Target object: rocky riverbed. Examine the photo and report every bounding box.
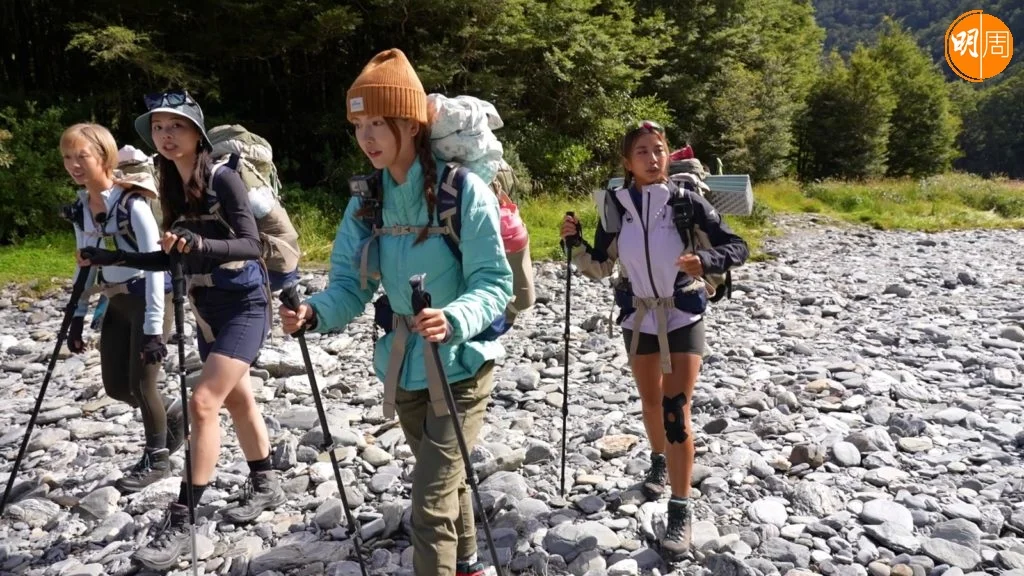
[1,215,1024,576]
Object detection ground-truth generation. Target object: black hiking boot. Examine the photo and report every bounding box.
[662,497,693,560]
[116,448,171,494]
[133,503,193,571]
[164,398,186,456]
[642,452,668,500]
[221,470,287,524]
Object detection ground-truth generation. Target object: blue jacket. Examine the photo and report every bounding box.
[306,157,513,391]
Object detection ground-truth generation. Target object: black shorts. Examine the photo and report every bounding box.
[622,320,705,356]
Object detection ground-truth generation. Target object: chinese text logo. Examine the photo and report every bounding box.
[945,10,1014,82]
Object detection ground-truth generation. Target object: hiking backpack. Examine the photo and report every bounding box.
[356,159,535,341]
[207,124,301,276]
[69,147,161,252]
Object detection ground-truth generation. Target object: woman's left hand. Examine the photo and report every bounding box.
[677,253,704,277]
[413,308,450,343]
[162,229,203,254]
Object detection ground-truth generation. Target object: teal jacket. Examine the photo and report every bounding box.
[306,157,513,391]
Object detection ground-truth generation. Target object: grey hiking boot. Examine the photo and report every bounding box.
[221,470,287,524]
[116,448,171,494]
[642,452,668,500]
[662,497,693,560]
[133,503,193,571]
[164,398,186,456]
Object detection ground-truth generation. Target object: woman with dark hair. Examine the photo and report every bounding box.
[559,121,748,559]
[278,49,512,576]
[81,90,284,571]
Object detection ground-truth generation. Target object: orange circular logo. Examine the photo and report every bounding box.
[945,10,1014,82]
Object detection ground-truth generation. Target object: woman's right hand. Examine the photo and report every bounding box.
[279,302,315,335]
[560,214,580,240]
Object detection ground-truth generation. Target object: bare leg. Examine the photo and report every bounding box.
[187,353,252,483]
[662,352,701,498]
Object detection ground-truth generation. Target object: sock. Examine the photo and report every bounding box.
[177,481,208,507]
[670,495,691,510]
[247,454,273,475]
[458,552,478,566]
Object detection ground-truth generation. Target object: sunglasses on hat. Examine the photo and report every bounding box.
[144,90,196,111]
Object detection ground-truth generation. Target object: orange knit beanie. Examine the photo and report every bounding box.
[347,48,427,124]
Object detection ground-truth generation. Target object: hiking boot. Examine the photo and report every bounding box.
[164,398,186,456]
[456,560,497,576]
[221,470,287,524]
[116,448,171,494]
[662,497,693,560]
[133,503,193,571]
[642,452,668,500]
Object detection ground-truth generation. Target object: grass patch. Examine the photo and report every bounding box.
[2,173,1021,287]
[753,173,1024,232]
[0,232,77,294]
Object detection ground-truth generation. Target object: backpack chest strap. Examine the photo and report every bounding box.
[358,224,453,290]
[381,315,450,421]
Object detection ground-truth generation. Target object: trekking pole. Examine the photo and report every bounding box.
[279,283,370,576]
[170,254,199,576]
[409,274,504,576]
[1,265,92,516]
[559,212,581,497]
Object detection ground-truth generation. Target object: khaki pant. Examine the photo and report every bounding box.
[395,361,495,576]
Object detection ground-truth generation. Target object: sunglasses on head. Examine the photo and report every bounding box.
[627,120,665,135]
[144,90,195,111]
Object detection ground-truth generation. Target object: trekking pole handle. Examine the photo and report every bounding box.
[279,282,310,337]
[409,273,431,315]
[564,211,581,248]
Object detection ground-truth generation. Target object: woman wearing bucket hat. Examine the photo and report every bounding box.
[59,122,184,495]
[277,49,512,576]
[81,90,284,571]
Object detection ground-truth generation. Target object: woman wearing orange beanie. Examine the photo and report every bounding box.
[279,49,512,576]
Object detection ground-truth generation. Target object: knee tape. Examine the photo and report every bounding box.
[663,392,688,444]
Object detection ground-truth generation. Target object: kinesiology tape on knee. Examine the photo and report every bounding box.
[663,392,688,444]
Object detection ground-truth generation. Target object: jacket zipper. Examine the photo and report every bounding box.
[637,191,661,299]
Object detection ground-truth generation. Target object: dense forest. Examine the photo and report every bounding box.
[0,0,1021,243]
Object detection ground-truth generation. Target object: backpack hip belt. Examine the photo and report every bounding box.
[381,314,450,421]
[629,296,675,374]
[83,279,133,299]
[620,275,706,374]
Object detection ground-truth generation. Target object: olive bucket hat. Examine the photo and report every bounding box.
[134,89,213,153]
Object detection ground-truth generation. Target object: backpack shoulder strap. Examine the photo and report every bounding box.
[114,188,146,252]
[71,198,86,232]
[435,163,467,260]
[666,181,697,249]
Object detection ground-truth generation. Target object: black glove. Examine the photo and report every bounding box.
[80,247,125,267]
[170,227,203,254]
[68,316,85,353]
[141,334,167,365]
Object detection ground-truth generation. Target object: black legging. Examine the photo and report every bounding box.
[101,292,168,449]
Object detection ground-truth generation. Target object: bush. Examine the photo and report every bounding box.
[0,103,74,244]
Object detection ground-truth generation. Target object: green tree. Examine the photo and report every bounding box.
[870,21,959,177]
[795,48,896,180]
[958,66,1024,178]
[638,0,824,179]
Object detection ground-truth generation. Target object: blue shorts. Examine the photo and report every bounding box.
[191,284,270,365]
